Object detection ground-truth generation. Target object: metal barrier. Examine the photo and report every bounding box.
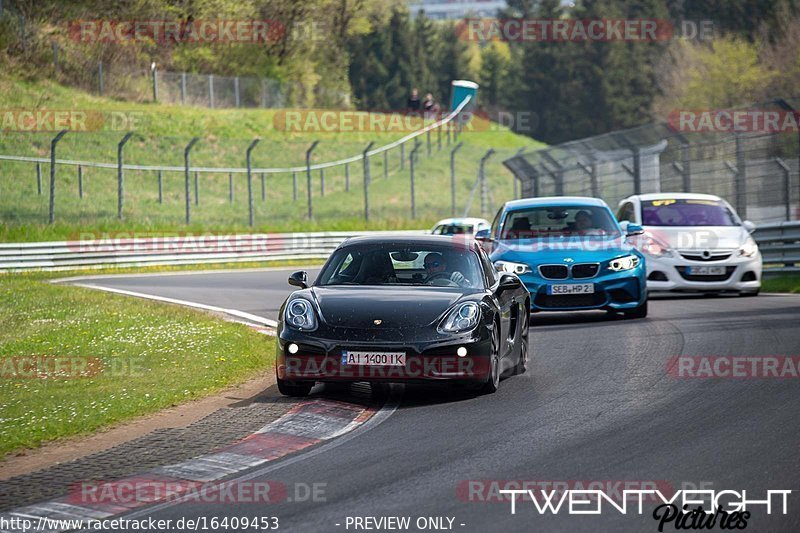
[0,230,427,271]
[753,221,800,274]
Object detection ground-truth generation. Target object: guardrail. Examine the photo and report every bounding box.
[753,221,800,274]
[1,222,796,274]
[0,230,427,271]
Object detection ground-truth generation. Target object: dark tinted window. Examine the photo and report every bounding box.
[641,199,738,226]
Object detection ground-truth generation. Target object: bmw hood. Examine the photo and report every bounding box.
[491,236,636,265]
[643,226,748,250]
[309,286,470,329]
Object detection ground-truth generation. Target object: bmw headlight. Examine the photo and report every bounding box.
[439,302,481,333]
[738,237,758,258]
[494,260,531,275]
[608,255,641,272]
[284,298,318,330]
[640,233,673,257]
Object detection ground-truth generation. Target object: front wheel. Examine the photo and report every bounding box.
[482,325,501,394]
[513,311,529,375]
[277,378,313,397]
[623,299,648,319]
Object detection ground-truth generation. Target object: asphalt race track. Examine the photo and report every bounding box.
[77,269,800,532]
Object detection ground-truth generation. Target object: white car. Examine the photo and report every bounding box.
[430,217,491,238]
[617,193,761,296]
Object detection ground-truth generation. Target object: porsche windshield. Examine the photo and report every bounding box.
[316,244,483,288]
[500,206,621,240]
[641,199,739,226]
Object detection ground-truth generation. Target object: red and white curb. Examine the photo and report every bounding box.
[0,398,388,533]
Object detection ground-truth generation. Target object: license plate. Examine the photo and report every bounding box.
[341,351,406,366]
[547,283,595,295]
[686,266,726,275]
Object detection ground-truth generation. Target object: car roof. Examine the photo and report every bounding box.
[340,234,479,248]
[503,196,609,210]
[624,192,724,202]
[433,217,489,226]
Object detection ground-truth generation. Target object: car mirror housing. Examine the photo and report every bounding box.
[742,220,756,233]
[475,229,491,242]
[288,270,308,289]
[626,223,644,237]
[498,273,519,290]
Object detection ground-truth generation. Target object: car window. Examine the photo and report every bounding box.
[499,205,621,240]
[641,199,739,226]
[491,208,503,240]
[617,202,635,222]
[477,246,497,286]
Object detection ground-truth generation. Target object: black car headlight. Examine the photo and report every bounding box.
[284,298,318,331]
[608,254,641,272]
[439,302,481,333]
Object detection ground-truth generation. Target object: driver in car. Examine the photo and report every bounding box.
[423,252,471,287]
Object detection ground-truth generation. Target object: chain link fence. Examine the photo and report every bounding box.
[504,99,800,224]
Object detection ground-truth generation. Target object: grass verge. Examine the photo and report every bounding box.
[0,271,274,459]
[762,273,800,293]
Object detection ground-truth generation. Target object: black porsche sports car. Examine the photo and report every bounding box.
[275,235,531,396]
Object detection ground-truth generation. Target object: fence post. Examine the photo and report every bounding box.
[229,173,234,203]
[320,169,325,197]
[541,151,564,195]
[261,173,266,201]
[48,130,68,224]
[426,130,431,156]
[400,141,405,170]
[51,41,59,73]
[246,138,260,227]
[208,75,215,108]
[306,141,320,219]
[450,142,463,216]
[158,170,163,204]
[36,162,42,195]
[446,123,451,146]
[194,171,199,205]
[437,125,442,151]
[151,64,158,102]
[117,132,135,219]
[234,77,241,108]
[345,163,350,192]
[180,72,187,105]
[184,137,200,224]
[363,142,375,221]
[478,149,495,218]
[383,150,388,179]
[735,133,747,219]
[78,165,83,199]
[292,171,298,201]
[776,158,791,221]
[261,78,267,108]
[97,61,104,96]
[678,139,691,192]
[409,141,421,219]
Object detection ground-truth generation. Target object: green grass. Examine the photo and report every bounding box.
[0,77,545,242]
[762,273,800,293]
[0,272,275,458]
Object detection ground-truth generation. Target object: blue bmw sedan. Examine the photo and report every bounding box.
[477,197,648,318]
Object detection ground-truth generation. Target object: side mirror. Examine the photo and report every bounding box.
[288,270,308,289]
[475,229,491,242]
[625,223,644,237]
[742,220,756,233]
[499,273,520,290]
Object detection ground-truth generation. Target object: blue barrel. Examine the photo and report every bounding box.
[450,80,479,112]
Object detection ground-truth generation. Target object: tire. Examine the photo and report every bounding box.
[513,311,529,375]
[624,299,648,319]
[740,290,760,297]
[482,324,501,394]
[277,378,313,397]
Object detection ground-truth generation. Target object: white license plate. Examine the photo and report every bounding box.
[341,351,406,366]
[547,283,595,295]
[686,266,726,275]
